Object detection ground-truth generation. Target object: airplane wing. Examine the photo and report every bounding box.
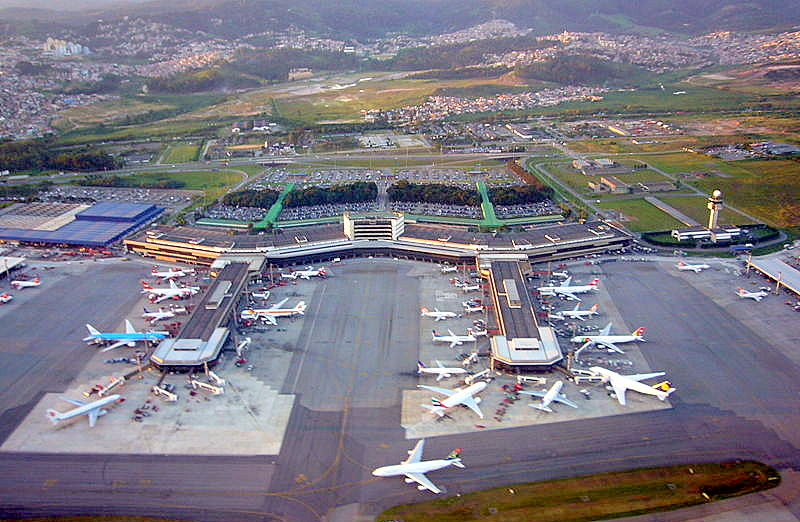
[626,372,666,382]
[559,291,580,301]
[520,390,547,399]
[263,315,277,325]
[269,297,290,310]
[153,294,170,304]
[87,408,99,428]
[403,439,425,464]
[609,377,629,406]
[459,396,484,419]
[596,341,624,354]
[435,360,445,368]
[449,340,461,348]
[554,395,579,409]
[600,322,613,336]
[418,385,455,397]
[61,397,87,407]
[100,341,129,353]
[404,472,441,494]
[561,276,572,287]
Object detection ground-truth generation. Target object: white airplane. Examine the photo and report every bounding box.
[571,322,646,354]
[736,287,768,302]
[0,292,13,304]
[521,380,579,413]
[151,266,195,280]
[240,298,307,324]
[281,266,328,280]
[551,271,569,279]
[431,329,477,348]
[417,360,468,381]
[463,304,483,314]
[10,276,41,289]
[589,366,675,406]
[142,280,200,303]
[83,320,168,352]
[550,303,599,322]
[372,439,464,494]
[462,283,480,293]
[46,394,123,428]
[440,265,458,274]
[141,307,175,324]
[420,307,460,321]
[251,290,270,300]
[419,381,487,419]
[538,277,599,301]
[676,261,710,273]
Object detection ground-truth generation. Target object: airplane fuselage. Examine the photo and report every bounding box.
[372,459,456,477]
[571,334,643,344]
[439,381,486,409]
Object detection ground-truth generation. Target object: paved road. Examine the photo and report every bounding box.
[1,260,799,521]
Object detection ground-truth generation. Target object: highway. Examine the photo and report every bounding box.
[0,260,799,521]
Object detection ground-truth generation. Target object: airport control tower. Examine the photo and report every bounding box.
[707,189,724,229]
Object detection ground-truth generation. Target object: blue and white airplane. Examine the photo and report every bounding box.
[83,320,168,352]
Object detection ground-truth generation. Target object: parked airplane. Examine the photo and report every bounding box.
[463,305,484,314]
[538,277,599,301]
[420,307,460,321]
[142,280,200,303]
[462,283,480,293]
[0,293,13,304]
[571,322,646,354]
[83,320,168,352]
[551,271,569,279]
[281,266,328,280]
[521,380,579,413]
[588,366,675,406]
[251,290,270,300]
[46,394,123,427]
[676,261,710,273]
[10,276,41,289]
[431,329,477,348]
[142,307,175,324]
[550,303,599,322]
[417,361,468,381]
[151,266,195,280]
[240,298,307,324]
[372,439,464,494]
[419,381,487,419]
[736,287,768,302]
[440,265,458,274]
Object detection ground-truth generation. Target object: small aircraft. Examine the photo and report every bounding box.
[151,266,195,280]
[550,303,599,322]
[538,277,599,301]
[676,261,710,273]
[571,322,646,354]
[588,366,675,406]
[431,329,477,348]
[372,439,464,494]
[0,293,13,304]
[251,290,270,300]
[240,298,307,324]
[420,307,460,321]
[461,283,480,293]
[83,320,168,352]
[440,265,458,274]
[281,266,328,280]
[736,287,768,302]
[521,380,579,413]
[142,307,175,324]
[46,394,123,428]
[417,361,468,382]
[463,304,483,314]
[419,381,487,419]
[551,271,569,279]
[142,280,200,303]
[10,276,41,290]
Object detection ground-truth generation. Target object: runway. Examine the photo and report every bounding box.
[1,259,799,521]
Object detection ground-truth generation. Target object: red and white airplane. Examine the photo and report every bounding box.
[281,266,328,280]
[549,303,599,322]
[11,277,41,289]
[240,298,307,324]
[538,277,599,301]
[151,266,195,280]
[676,261,710,273]
[736,287,769,302]
[0,293,13,303]
[141,280,200,303]
[571,322,646,354]
[142,307,176,324]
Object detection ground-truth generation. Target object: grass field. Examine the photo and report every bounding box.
[659,195,757,225]
[116,170,243,202]
[597,198,685,232]
[635,152,724,174]
[379,461,779,522]
[613,169,673,183]
[573,135,751,154]
[162,143,201,164]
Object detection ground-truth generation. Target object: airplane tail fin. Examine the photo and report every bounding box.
[46,409,62,424]
[141,280,153,289]
[633,327,646,336]
[169,280,179,290]
[85,324,101,337]
[590,304,599,313]
[431,330,438,339]
[295,301,307,314]
[589,278,599,286]
[420,307,429,314]
[446,448,463,460]
[417,361,426,372]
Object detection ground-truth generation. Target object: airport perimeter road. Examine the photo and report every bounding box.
[1,261,799,521]
[0,261,147,442]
